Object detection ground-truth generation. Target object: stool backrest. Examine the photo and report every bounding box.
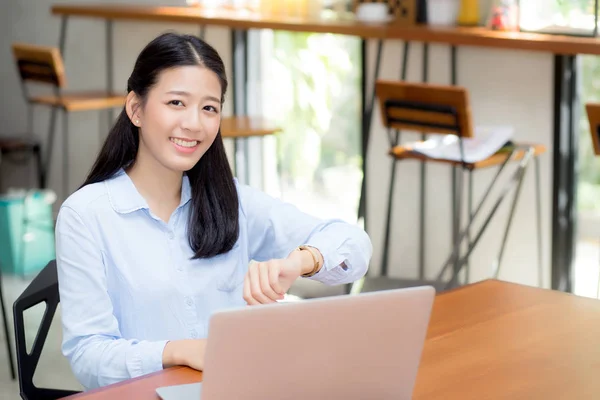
[375,80,474,138]
[585,103,600,156]
[11,43,66,88]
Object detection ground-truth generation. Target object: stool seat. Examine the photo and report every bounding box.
[0,137,40,152]
[390,142,547,169]
[221,116,281,138]
[30,91,126,112]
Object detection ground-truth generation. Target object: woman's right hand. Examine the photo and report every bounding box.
[162,339,207,371]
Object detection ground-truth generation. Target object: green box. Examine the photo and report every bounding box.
[0,190,55,277]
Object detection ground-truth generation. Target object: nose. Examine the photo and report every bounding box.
[181,108,202,133]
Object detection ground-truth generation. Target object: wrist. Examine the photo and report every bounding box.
[163,341,182,368]
[162,339,194,368]
[289,245,323,276]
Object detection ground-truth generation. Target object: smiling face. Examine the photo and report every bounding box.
[127,65,222,173]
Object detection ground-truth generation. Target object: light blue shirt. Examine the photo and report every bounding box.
[55,169,372,390]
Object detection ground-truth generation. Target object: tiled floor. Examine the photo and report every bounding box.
[0,240,598,399]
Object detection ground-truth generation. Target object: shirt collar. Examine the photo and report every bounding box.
[106,168,192,214]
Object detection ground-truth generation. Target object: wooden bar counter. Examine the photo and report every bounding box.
[51,4,600,55]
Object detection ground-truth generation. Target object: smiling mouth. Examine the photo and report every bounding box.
[170,137,199,148]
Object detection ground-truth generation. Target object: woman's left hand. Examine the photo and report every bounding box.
[243,258,303,305]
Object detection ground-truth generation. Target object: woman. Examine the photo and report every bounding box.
[55,32,372,391]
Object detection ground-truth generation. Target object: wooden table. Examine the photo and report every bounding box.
[60,279,600,399]
[220,116,281,139]
[220,116,281,181]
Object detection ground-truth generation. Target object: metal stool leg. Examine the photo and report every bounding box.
[380,128,401,277]
[62,110,69,199]
[381,157,399,277]
[0,270,16,380]
[492,149,537,279]
[450,164,465,286]
[42,107,58,192]
[466,168,473,283]
[534,156,543,287]
[436,147,532,288]
[34,144,44,189]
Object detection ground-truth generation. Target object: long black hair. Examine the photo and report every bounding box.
[82,32,239,259]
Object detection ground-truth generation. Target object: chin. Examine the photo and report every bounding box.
[163,156,202,173]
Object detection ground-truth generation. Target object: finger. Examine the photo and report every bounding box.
[268,262,285,296]
[250,262,273,304]
[259,262,282,302]
[243,271,259,305]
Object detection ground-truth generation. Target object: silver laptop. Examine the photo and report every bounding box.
[156,285,435,400]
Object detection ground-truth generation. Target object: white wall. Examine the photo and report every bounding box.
[0,0,552,289]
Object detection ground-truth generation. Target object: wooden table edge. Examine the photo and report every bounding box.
[59,366,200,399]
[441,278,591,301]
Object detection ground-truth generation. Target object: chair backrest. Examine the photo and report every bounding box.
[11,43,66,88]
[375,80,474,138]
[13,260,80,400]
[585,103,600,156]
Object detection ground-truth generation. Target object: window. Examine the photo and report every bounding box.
[520,1,600,297]
[519,0,597,36]
[257,30,362,223]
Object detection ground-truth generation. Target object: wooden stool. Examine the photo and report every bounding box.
[585,103,600,298]
[11,43,125,199]
[220,116,281,183]
[0,138,43,189]
[371,80,545,291]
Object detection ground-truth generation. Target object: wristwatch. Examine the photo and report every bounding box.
[296,245,321,277]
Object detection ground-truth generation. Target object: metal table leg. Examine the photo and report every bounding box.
[551,54,579,292]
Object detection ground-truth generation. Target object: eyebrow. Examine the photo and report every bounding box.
[166,90,220,103]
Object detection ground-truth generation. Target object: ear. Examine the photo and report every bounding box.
[125,91,143,127]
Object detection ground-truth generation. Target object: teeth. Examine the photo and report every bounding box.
[170,138,198,148]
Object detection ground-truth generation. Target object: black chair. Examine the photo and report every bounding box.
[1,267,16,380]
[13,260,80,400]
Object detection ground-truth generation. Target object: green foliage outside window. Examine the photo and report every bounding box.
[267,31,362,217]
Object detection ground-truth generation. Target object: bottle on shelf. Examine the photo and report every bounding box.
[457,0,480,26]
[258,0,324,18]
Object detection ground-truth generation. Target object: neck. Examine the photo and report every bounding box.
[126,149,182,209]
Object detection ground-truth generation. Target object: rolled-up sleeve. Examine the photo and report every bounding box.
[56,205,168,390]
[240,184,372,285]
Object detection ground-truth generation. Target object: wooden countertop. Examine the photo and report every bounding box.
[60,279,600,399]
[414,279,600,399]
[220,116,281,138]
[51,4,600,55]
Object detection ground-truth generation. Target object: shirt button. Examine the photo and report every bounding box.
[168,231,174,239]
[190,329,198,338]
[185,297,194,306]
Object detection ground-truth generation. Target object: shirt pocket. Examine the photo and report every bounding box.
[216,241,246,292]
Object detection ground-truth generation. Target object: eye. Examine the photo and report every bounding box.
[168,100,184,107]
[204,105,219,113]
